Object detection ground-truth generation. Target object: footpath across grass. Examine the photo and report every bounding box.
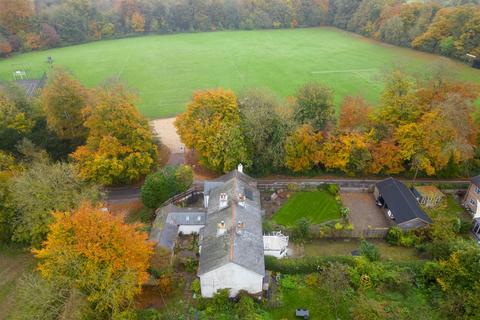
[1,28,478,118]
[273,190,341,226]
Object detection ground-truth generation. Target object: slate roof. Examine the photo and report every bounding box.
[198,204,265,276]
[376,178,432,224]
[471,175,480,188]
[199,170,264,276]
[164,205,206,225]
[150,204,206,249]
[206,172,261,214]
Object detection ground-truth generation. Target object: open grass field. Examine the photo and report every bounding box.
[273,190,340,226]
[1,28,479,119]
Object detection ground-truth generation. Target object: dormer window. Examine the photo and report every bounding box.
[219,193,228,209]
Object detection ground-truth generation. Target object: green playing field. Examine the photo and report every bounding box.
[1,27,478,118]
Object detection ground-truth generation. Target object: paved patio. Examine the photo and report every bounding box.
[340,192,389,231]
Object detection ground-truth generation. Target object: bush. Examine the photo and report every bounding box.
[340,206,350,219]
[191,279,201,295]
[385,226,403,245]
[359,240,380,262]
[141,165,193,208]
[293,218,310,240]
[326,184,339,195]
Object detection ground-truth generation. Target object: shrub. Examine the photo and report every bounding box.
[293,218,310,240]
[385,226,403,245]
[340,206,350,219]
[287,183,299,192]
[359,240,380,262]
[141,165,193,208]
[326,184,339,195]
[191,279,201,295]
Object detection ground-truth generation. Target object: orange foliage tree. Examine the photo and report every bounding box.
[34,202,154,316]
[338,96,372,132]
[0,0,33,34]
[131,11,145,33]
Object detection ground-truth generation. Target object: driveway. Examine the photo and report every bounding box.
[340,192,389,231]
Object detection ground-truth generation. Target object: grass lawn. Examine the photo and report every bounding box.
[299,239,421,261]
[1,28,478,119]
[424,195,471,221]
[272,190,340,226]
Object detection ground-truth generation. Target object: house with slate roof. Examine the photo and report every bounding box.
[464,175,480,214]
[374,178,432,230]
[150,165,274,297]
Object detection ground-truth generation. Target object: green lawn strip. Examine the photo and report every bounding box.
[302,239,421,261]
[1,28,478,118]
[273,190,340,226]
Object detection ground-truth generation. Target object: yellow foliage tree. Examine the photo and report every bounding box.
[71,84,157,185]
[175,88,250,172]
[284,124,323,172]
[41,69,89,139]
[319,132,372,176]
[34,202,154,316]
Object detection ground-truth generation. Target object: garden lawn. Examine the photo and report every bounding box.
[300,239,421,261]
[1,28,479,119]
[273,190,340,226]
[0,245,36,320]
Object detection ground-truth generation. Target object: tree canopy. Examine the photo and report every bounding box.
[34,202,154,317]
[71,83,158,185]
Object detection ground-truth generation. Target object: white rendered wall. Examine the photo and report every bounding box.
[264,249,287,258]
[199,263,263,297]
[178,225,203,234]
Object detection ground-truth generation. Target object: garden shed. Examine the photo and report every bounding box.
[412,186,444,208]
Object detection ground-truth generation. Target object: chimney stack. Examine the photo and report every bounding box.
[217,220,226,236]
[238,193,246,207]
[236,221,244,235]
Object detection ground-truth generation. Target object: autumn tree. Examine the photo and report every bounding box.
[0,0,33,34]
[9,161,100,246]
[34,202,154,317]
[72,83,158,185]
[395,110,457,176]
[131,11,145,33]
[284,124,323,172]
[175,88,250,173]
[0,86,36,154]
[319,132,372,176]
[293,82,335,130]
[338,96,372,132]
[239,89,292,174]
[41,69,89,140]
[374,71,420,127]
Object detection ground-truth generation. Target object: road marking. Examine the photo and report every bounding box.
[311,68,377,74]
